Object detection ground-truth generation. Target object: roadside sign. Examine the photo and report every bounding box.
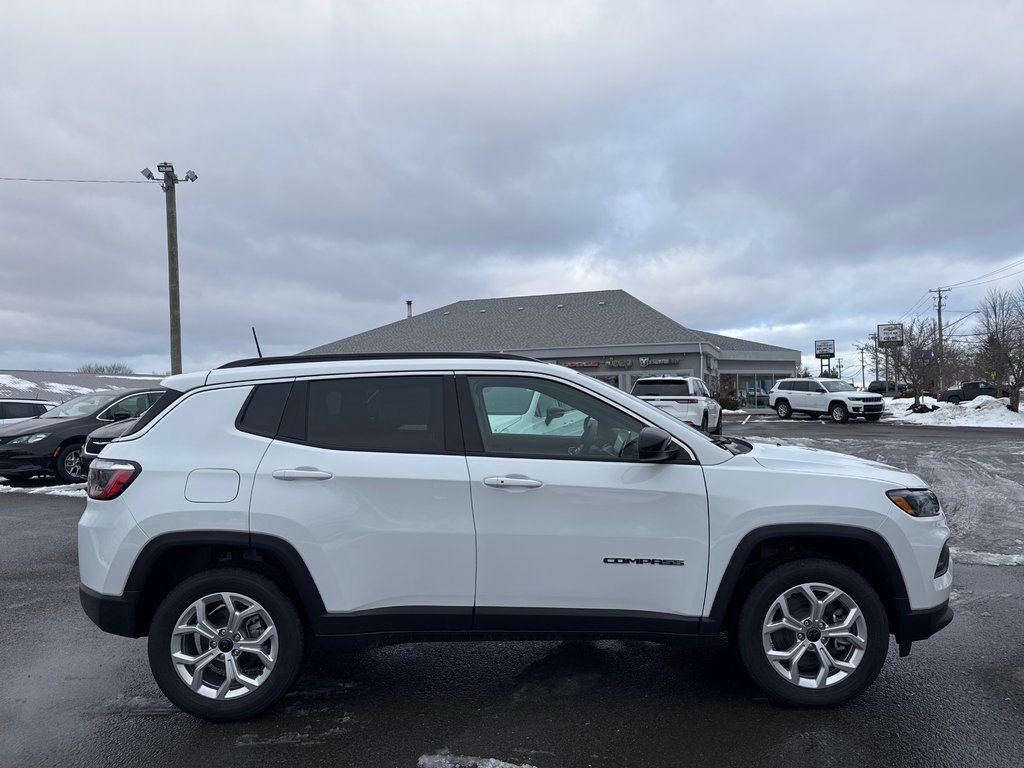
[877,323,904,347]
[814,339,835,359]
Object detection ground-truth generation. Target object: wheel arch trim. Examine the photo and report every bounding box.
[704,524,908,632]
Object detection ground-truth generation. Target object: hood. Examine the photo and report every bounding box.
[749,441,922,487]
[0,414,88,439]
[87,417,139,440]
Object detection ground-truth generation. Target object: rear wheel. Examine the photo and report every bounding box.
[54,442,85,483]
[148,568,304,721]
[737,558,888,707]
[947,396,960,405]
[712,411,723,435]
[829,403,849,423]
[776,401,792,420]
[700,413,708,433]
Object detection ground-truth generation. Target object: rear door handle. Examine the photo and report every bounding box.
[272,468,333,481]
[483,476,544,489]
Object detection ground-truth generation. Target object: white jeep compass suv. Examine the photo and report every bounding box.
[769,378,884,423]
[79,354,952,720]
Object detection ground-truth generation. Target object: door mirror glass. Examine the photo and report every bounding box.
[110,410,132,422]
[544,407,566,426]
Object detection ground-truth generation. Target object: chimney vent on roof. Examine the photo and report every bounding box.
[517,307,524,311]
[599,301,606,306]
[406,300,413,318]
[556,304,564,309]
[480,309,487,313]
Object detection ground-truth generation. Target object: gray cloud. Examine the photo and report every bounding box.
[2,0,1023,380]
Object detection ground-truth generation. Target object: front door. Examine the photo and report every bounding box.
[460,374,710,633]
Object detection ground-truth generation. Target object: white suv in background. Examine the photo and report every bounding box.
[79,354,951,721]
[629,376,722,434]
[769,378,884,423]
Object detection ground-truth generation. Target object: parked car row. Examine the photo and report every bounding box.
[0,388,162,483]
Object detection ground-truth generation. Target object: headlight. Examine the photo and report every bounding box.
[887,489,942,517]
[10,433,50,444]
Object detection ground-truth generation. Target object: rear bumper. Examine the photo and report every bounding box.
[80,583,143,638]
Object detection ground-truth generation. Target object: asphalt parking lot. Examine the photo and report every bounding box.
[1,423,1022,768]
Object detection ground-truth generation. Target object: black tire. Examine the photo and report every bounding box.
[737,558,889,707]
[775,400,792,420]
[712,411,723,435]
[54,442,85,483]
[700,413,708,433]
[947,396,960,405]
[148,568,305,721]
[829,403,849,424]
[865,415,881,422]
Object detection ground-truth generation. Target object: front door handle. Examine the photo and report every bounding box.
[272,468,333,481]
[483,476,544,489]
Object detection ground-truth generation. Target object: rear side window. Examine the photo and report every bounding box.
[123,390,182,436]
[632,380,690,397]
[3,402,43,419]
[304,376,444,453]
[236,382,293,437]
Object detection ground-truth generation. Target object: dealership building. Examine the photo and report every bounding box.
[304,290,801,405]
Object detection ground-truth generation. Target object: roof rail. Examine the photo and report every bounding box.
[217,352,542,369]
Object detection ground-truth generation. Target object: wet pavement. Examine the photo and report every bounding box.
[2,424,1023,768]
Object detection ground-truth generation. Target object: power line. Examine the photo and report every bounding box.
[942,256,1024,290]
[0,176,157,184]
[948,266,1024,290]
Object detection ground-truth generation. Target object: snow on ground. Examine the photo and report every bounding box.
[419,754,538,768]
[884,395,1024,428]
[0,481,86,497]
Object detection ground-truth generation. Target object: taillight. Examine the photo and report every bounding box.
[675,398,699,404]
[87,458,141,500]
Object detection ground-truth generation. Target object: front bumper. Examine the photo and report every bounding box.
[893,597,953,643]
[0,447,54,476]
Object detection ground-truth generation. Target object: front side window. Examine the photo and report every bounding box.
[468,376,643,460]
[821,380,855,393]
[305,376,444,453]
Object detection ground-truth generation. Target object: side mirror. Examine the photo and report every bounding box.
[638,427,680,462]
[544,407,566,426]
[711,391,720,400]
[110,410,132,422]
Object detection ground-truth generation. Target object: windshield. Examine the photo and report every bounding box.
[39,391,120,418]
[821,380,856,393]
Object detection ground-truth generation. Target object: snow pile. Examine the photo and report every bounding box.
[0,374,36,392]
[885,396,1024,428]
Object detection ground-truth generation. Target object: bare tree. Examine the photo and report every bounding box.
[890,318,940,407]
[976,287,1024,412]
[78,363,135,375]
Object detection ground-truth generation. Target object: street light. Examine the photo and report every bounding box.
[141,161,198,375]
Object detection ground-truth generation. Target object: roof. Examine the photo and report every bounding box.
[305,289,723,355]
[0,370,163,402]
[689,329,796,354]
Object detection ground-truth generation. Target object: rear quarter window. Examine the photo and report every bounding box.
[236,382,293,437]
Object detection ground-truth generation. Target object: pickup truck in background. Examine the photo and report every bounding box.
[937,381,1007,404]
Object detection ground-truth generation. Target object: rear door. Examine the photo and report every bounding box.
[249,374,476,628]
[460,373,710,632]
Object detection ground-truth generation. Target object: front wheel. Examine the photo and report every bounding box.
[148,568,305,721]
[829,403,849,423]
[711,411,723,435]
[775,401,792,420]
[54,442,85,483]
[737,558,889,707]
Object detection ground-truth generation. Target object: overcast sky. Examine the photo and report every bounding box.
[2,1,1023,379]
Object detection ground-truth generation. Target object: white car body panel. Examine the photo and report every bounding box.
[467,455,709,615]
[250,441,476,612]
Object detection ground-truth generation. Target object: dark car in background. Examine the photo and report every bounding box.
[867,380,909,396]
[938,381,1007,404]
[80,417,140,474]
[0,388,162,484]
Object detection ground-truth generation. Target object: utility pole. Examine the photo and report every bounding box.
[859,346,866,389]
[929,287,950,390]
[142,163,198,375]
[870,334,879,381]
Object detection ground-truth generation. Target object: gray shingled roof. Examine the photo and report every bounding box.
[303,289,799,357]
[0,370,163,402]
[690,329,796,353]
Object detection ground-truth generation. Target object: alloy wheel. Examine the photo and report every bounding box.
[761,582,867,689]
[170,592,278,700]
